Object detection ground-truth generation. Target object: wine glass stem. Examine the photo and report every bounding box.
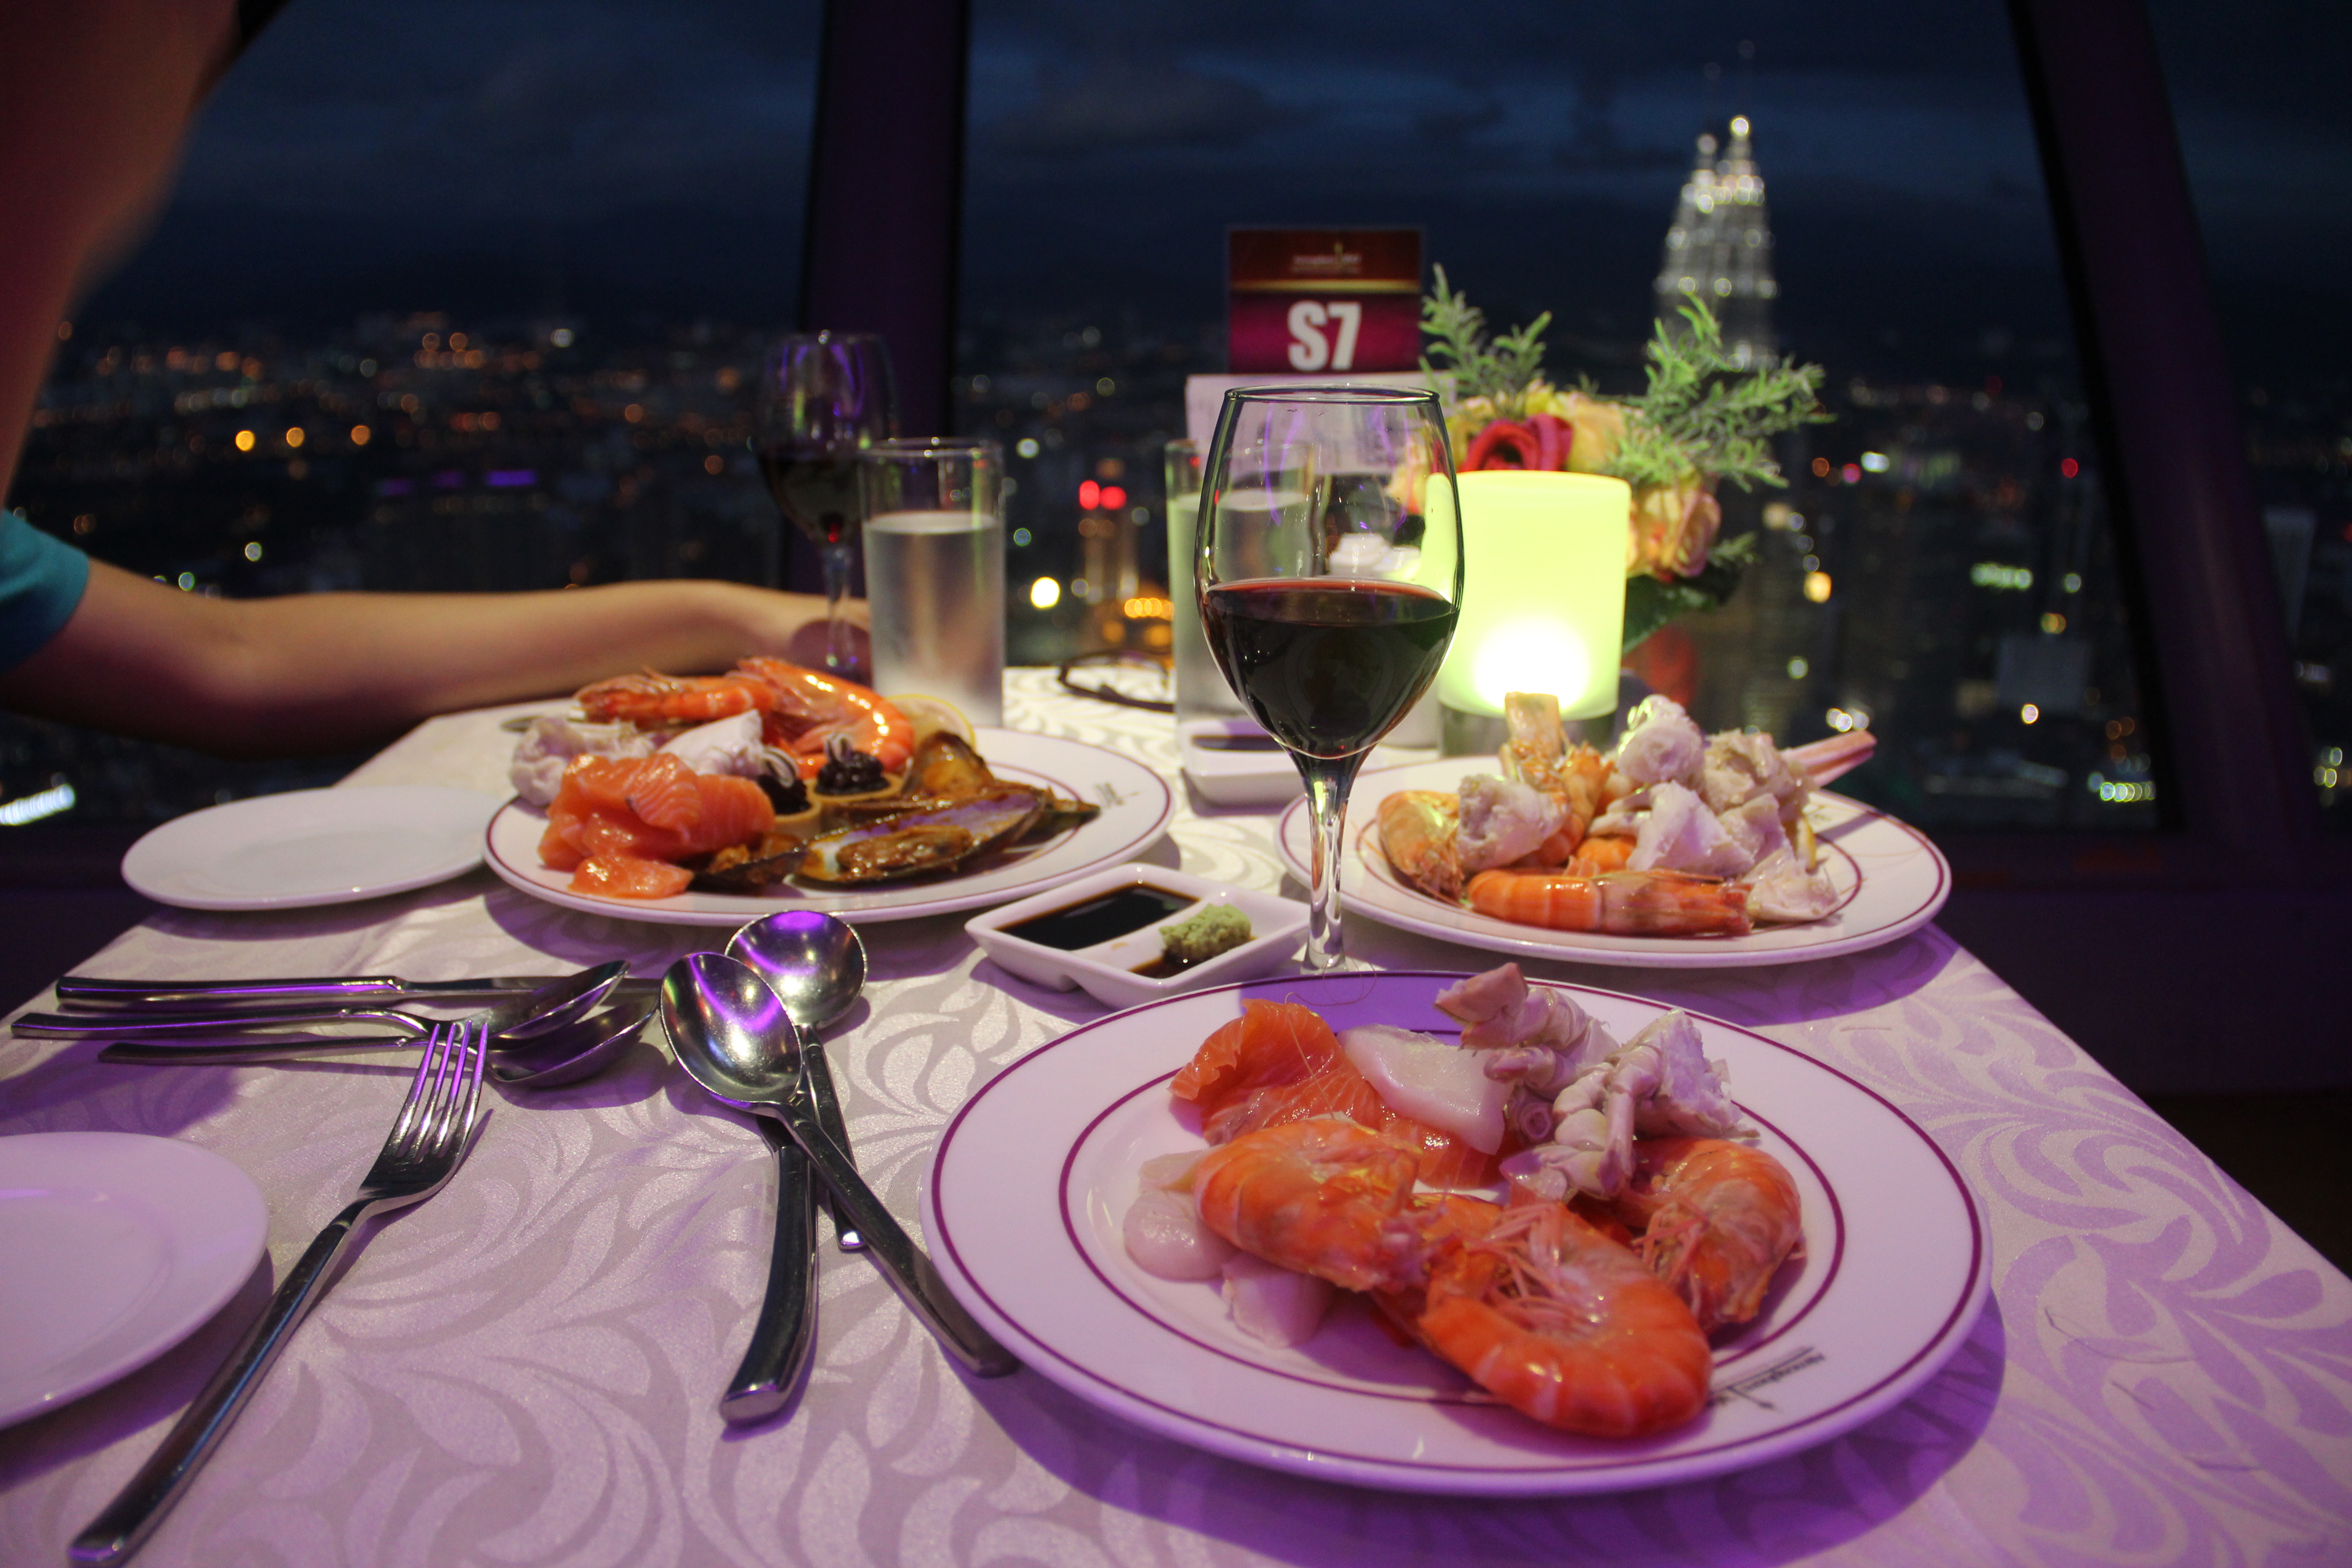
[821,540,855,674]
[1296,750,1367,972]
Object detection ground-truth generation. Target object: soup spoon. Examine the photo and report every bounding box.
[727,912,867,1250]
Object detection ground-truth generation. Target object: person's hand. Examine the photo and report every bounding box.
[776,597,870,674]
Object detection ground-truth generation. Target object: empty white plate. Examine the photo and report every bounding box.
[0,1132,269,1428]
[122,785,501,911]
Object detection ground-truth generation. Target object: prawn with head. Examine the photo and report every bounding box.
[736,657,913,780]
[1181,1119,1713,1439]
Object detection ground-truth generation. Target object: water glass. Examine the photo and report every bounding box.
[859,439,1007,725]
[1165,441,1248,723]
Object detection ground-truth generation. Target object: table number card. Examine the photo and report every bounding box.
[1227,228,1422,374]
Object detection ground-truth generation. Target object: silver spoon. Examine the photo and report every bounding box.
[489,995,659,1088]
[98,990,657,1090]
[727,912,867,1251]
[661,953,1016,1381]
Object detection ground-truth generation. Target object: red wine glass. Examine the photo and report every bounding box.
[1197,386,1462,970]
[755,332,898,675]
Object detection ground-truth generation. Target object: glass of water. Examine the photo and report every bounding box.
[859,439,1007,725]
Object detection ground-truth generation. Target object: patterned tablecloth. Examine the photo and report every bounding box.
[4,668,2347,1566]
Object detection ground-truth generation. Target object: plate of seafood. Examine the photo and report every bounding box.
[926,965,1989,1496]
[1277,692,1949,967]
[483,657,1173,925]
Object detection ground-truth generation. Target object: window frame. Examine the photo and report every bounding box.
[798,0,2331,891]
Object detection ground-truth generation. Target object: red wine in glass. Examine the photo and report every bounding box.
[758,446,862,548]
[755,333,897,674]
[1196,384,1462,970]
[1201,578,1456,756]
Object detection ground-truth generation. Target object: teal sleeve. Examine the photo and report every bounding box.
[0,510,92,672]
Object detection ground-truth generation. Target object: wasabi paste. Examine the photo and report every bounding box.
[1159,904,1253,965]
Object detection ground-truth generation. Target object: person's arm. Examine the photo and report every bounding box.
[0,559,866,756]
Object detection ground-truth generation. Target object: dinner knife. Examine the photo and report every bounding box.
[26,964,627,1046]
[758,1073,1017,1378]
[51,973,660,1011]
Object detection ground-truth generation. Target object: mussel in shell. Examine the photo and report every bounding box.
[689,818,818,892]
[797,787,1044,884]
[901,731,999,799]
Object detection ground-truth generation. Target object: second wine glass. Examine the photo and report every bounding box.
[755,332,898,676]
[1196,386,1462,970]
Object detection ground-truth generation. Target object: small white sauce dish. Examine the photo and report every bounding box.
[965,863,1308,1010]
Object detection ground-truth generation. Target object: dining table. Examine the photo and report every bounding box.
[3,665,2347,1568]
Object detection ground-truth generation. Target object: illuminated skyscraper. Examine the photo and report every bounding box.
[1654,117,1778,366]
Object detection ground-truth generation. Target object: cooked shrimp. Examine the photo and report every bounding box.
[1565,834,1635,875]
[575,670,774,726]
[1370,1193,1505,1338]
[1377,789,1461,899]
[1191,1119,1425,1293]
[736,657,914,779]
[1466,868,1753,936]
[1594,1137,1802,1332]
[1500,693,1612,867]
[1416,1201,1711,1437]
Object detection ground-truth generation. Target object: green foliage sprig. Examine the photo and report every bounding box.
[1418,265,1551,421]
[1621,530,1757,652]
[1602,299,1831,492]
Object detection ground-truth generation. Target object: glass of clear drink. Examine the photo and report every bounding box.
[859,439,1007,725]
[1166,440,1245,723]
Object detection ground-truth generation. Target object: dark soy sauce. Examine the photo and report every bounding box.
[1004,886,1195,951]
[1130,950,1207,980]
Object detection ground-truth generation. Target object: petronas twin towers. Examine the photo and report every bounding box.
[1654,116,1778,367]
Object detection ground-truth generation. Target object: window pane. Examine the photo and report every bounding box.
[956,0,2163,829]
[2144,0,2352,825]
[4,0,822,822]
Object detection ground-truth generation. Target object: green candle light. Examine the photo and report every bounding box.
[1434,470,1632,721]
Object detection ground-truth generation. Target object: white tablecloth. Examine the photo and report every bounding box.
[5,668,2348,1566]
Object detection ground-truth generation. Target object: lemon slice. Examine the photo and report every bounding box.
[888,694,977,745]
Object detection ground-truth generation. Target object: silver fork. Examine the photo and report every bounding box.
[70,1020,491,1568]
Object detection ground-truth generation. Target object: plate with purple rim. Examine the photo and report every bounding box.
[1276,758,1951,968]
[481,728,1175,926]
[924,969,1989,1497]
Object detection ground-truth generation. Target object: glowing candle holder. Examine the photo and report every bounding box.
[1434,470,1632,730]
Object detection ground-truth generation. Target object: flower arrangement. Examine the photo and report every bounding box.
[1420,269,1830,650]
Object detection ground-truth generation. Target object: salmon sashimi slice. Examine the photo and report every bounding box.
[541,755,775,896]
[623,754,704,833]
[571,855,694,900]
[1171,1000,1499,1190]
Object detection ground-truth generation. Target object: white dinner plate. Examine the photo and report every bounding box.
[926,970,1990,1496]
[122,785,501,911]
[1278,759,1951,968]
[482,728,1177,926]
[0,1132,269,1429]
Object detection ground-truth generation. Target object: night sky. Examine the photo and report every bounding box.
[73,0,2352,388]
